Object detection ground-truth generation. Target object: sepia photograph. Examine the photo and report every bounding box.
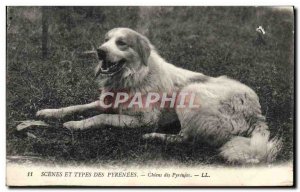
[6,6,294,186]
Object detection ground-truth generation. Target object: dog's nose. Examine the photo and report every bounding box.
[97,48,107,60]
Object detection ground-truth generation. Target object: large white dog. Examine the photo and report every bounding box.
[36,28,281,164]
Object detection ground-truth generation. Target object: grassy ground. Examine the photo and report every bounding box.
[7,7,294,166]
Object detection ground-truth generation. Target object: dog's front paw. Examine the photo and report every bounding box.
[142,133,152,140]
[36,109,64,119]
[63,121,84,130]
[142,133,158,140]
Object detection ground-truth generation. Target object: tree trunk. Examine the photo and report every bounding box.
[42,7,49,60]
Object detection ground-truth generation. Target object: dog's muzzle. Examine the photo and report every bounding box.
[95,49,126,77]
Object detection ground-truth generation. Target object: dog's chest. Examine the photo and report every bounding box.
[99,89,180,114]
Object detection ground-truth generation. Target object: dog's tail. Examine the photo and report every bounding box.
[220,121,282,164]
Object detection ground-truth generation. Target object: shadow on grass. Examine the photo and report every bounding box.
[9,118,225,166]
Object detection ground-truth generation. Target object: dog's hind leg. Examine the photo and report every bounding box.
[36,101,102,119]
[142,132,187,144]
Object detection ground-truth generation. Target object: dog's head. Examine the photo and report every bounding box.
[95,28,151,77]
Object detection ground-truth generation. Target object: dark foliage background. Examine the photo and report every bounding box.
[7,7,294,165]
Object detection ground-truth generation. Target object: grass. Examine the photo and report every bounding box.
[6,6,294,165]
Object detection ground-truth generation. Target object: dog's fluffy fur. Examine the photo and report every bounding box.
[36,28,282,164]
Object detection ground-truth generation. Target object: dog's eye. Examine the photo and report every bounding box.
[104,38,109,42]
[116,40,127,46]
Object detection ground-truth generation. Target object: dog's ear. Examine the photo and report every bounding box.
[136,35,151,65]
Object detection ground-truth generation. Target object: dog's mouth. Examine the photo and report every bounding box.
[95,59,126,77]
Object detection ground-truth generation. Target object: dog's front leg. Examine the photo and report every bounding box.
[142,133,188,144]
[63,113,158,130]
[36,101,102,119]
